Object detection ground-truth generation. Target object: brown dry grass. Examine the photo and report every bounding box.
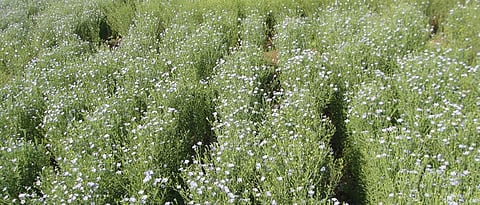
[264,50,278,66]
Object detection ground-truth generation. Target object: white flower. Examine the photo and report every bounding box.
[18,193,26,199]
[143,175,152,184]
[308,190,314,196]
[141,195,148,204]
[189,181,198,188]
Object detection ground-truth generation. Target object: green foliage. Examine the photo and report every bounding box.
[0,139,49,203]
[347,53,479,204]
[170,87,217,161]
[0,0,479,204]
[443,1,480,65]
[0,22,35,76]
[0,71,10,85]
[99,0,136,37]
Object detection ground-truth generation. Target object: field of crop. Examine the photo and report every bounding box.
[0,0,479,204]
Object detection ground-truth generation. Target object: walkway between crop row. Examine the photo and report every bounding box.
[324,86,366,204]
[263,12,365,204]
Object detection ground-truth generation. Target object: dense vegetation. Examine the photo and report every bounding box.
[0,0,479,204]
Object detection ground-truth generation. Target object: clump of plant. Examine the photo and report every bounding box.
[99,0,136,40]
